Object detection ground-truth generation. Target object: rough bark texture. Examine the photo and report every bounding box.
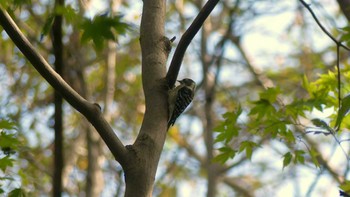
[123,0,168,196]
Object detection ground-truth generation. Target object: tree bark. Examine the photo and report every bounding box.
[123,0,168,196]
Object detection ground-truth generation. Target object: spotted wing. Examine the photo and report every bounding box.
[168,86,194,127]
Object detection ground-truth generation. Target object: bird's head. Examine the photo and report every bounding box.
[178,78,196,89]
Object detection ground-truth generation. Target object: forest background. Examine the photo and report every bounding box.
[1,0,350,196]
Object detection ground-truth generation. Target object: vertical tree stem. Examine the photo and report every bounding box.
[52,0,64,196]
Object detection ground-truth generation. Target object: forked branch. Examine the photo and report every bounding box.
[299,0,350,109]
[0,7,128,165]
[299,0,350,51]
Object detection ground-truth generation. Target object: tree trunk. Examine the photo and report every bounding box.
[122,0,168,196]
[52,0,64,195]
[199,14,217,197]
[86,126,105,197]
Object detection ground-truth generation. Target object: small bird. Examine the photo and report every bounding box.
[168,78,196,128]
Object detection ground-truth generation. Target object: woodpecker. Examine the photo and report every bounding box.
[168,78,196,128]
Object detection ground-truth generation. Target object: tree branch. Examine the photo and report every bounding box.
[166,0,220,88]
[299,0,350,120]
[0,7,128,165]
[299,0,350,51]
[222,177,254,197]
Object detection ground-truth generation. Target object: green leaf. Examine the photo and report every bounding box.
[222,105,242,123]
[0,119,16,130]
[214,107,242,144]
[213,147,236,164]
[311,118,333,133]
[314,70,337,88]
[259,87,281,103]
[294,150,305,164]
[340,26,350,43]
[0,1,9,9]
[213,123,225,133]
[340,180,350,193]
[282,152,292,169]
[279,129,296,143]
[8,188,26,197]
[249,99,276,120]
[0,132,19,149]
[0,0,31,9]
[311,118,328,127]
[340,26,350,32]
[214,131,227,143]
[302,75,311,94]
[214,123,239,143]
[40,15,55,40]
[263,120,288,138]
[309,149,320,168]
[55,5,78,23]
[80,14,130,51]
[341,33,350,42]
[306,70,338,110]
[239,141,259,160]
[0,156,14,172]
[40,5,79,40]
[285,98,313,119]
[335,94,350,131]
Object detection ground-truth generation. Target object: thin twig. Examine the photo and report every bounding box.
[299,0,350,134]
[299,0,350,51]
[339,138,350,143]
[305,169,323,196]
[330,132,350,160]
[166,0,220,88]
[337,45,341,107]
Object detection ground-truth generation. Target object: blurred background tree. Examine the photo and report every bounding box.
[1,0,350,196]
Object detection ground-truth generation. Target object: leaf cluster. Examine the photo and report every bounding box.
[340,25,350,47]
[213,106,260,163]
[0,119,25,196]
[80,14,130,50]
[40,4,130,51]
[0,119,18,169]
[214,67,350,168]
[0,0,31,10]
